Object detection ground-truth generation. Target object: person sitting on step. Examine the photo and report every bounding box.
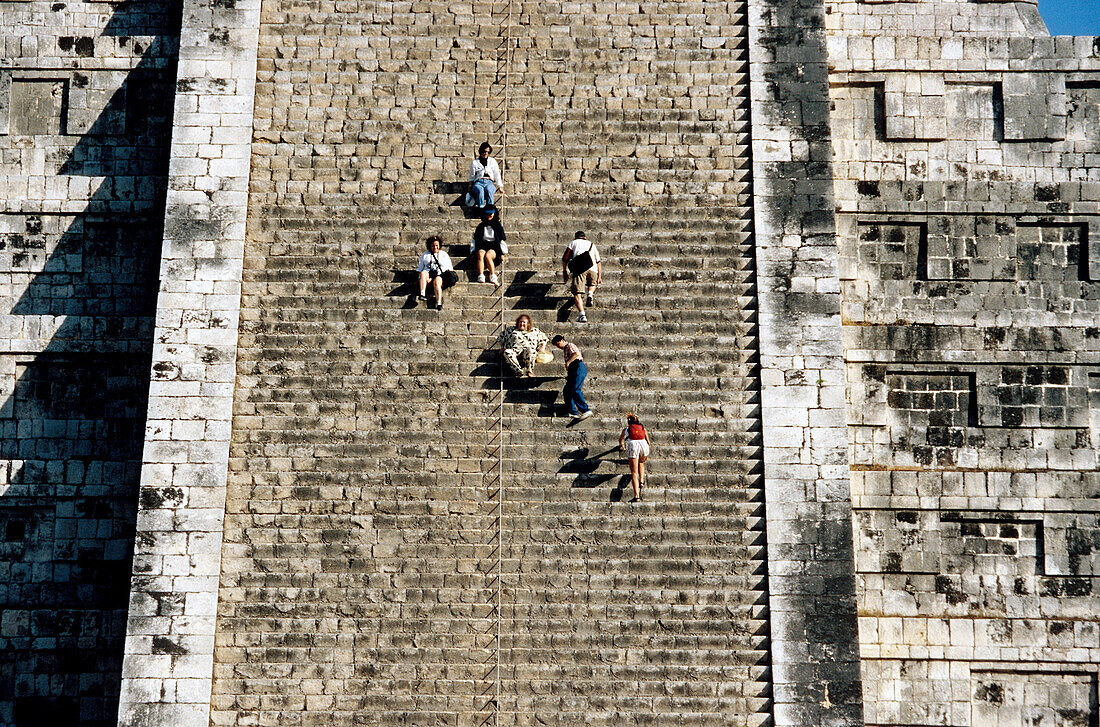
[471,206,507,285]
[466,141,503,210]
[496,314,549,377]
[415,235,456,311]
[561,230,601,323]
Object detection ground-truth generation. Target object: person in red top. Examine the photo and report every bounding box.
[618,413,651,502]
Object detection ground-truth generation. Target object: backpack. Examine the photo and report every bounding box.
[628,422,646,440]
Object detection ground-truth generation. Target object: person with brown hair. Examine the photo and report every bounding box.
[415,235,456,310]
[495,314,548,377]
[618,413,651,502]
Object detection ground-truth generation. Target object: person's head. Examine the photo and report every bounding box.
[425,236,442,253]
[483,207,497,221]
[626,412,640,425]
[515,314,531,331]
[478,142,492,160]
[574,231,586,240]
[551,334,566,349]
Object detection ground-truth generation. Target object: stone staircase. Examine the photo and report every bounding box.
[213,1,770,725]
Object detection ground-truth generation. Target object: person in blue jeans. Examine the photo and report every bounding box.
[466,142,504,210]
[551,335,593,422]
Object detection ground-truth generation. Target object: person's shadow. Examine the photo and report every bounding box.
[559,446,628,499]
[431,180,483,219]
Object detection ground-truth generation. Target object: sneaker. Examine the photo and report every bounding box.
[436,301,443,310]
[489,273,499,285]
[576,313,587,323]
[477,274,486,283]
[576,410,593,421]
[586,293,593,307]
[417,292,427,301]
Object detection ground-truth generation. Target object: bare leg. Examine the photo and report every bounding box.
[573,292,585,314]
[485,250,497,277]
[431,275,443,302]
[638,454,648,489]
[628,458,640,500]
[418,270,430,296]
[476,250,486,277]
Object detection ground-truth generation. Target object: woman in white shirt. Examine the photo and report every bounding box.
[415,236,455,311]
[466,142,504,210]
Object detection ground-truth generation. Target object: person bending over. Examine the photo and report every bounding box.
[551,334,593,422]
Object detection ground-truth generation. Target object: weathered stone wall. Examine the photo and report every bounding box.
[827,0,1100,724]
[211,1,773,725]
[0,0,178,724]
[749,0,864,723]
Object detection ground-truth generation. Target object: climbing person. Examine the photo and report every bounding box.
[561,230,601,323]
[466,141,503,210]
[551,334,592,422]
[415,235,456,310]
[472,206,507,285]
[496,314,549,377]
[618,413,651,502]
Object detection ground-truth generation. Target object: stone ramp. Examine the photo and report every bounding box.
[213,1,770,724]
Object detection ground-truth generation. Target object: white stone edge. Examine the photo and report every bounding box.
[748,0,863,724]
[115,1,261,725]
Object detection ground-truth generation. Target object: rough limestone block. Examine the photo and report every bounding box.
[1003,72,1066,141]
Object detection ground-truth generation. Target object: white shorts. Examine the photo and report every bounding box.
[624,438,649,459]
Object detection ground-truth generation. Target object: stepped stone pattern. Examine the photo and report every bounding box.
[0,0,1095,725]
[210,1,772,725]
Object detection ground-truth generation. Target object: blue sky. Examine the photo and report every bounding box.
[1038,0,1100,35]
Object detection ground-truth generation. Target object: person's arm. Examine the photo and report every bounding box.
[595,260,602,286]
[491,158,503,191]
[533,329,548,351]
[619,428,627,450]
[416,253,428,273]
[439,252,454,272]
[468,159,480,186]
[562,247,571,282]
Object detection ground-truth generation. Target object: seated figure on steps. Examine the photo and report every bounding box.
[496,314,549,377]
[466,141,503,210]
[415,235,456,311]
[471,206,507,285]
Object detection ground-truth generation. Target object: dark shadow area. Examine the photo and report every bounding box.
[386,269,418,308]
[556,299,574,322]
[430,179,483,218]
[470,349,562,416]
[559,446,622,490]
[0,0,179,722]
[504,270,564,310]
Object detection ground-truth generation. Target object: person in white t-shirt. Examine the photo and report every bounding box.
[561,231,602,323]
[415,236,455,311]
[465,142,504,210]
